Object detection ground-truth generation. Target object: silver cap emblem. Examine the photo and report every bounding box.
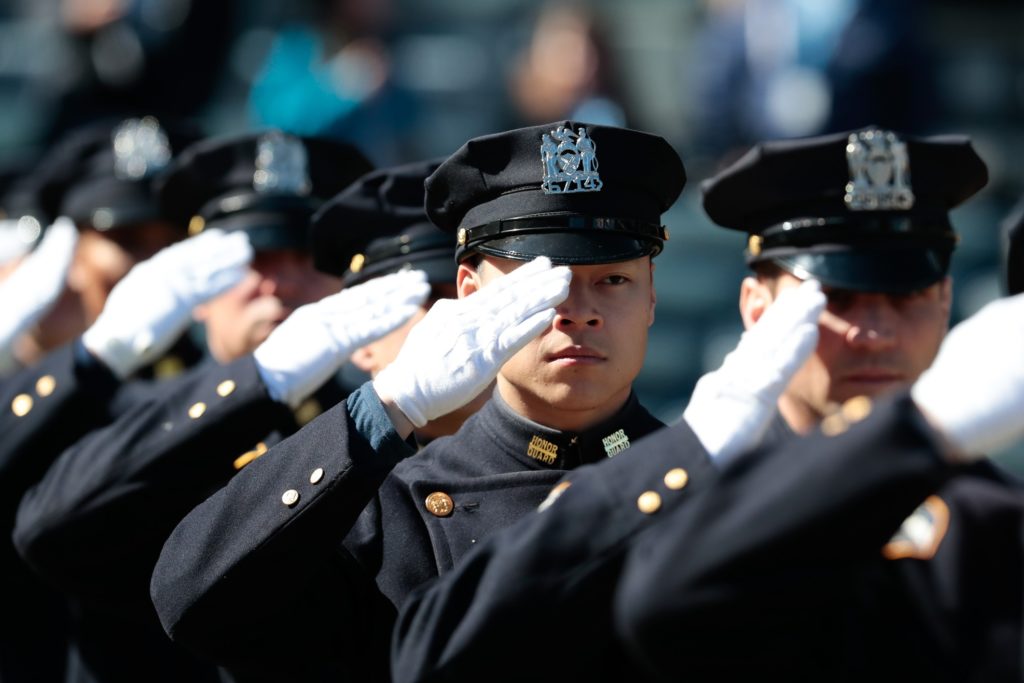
[844,129,914,211]
[112,117,172,180]
[541,125,602,194]
[254,131,312,196]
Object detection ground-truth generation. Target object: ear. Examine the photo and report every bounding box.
[350,345,376,374]
[739,276,773,330]
[648,259,657,327]
[457,262,482,299]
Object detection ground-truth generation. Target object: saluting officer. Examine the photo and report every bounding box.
[150,121,688,679]
[0,117,205,683]
[614,130,1024,681]
[10,131,392,682]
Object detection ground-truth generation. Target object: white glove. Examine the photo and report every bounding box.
[372,256,572,428]
[82,229,253,379]
[911,293,1024,459]
[0,218,79,374]
[684,279,825,463]
[254,270,431,408]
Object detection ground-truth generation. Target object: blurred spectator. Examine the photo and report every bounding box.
[248,0,416,164]
[508,3,629,128]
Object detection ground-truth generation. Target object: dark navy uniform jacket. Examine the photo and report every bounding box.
[616,393,1024,682]
[13,352,347,683]
[0,338,200,683]
[391,394,1024,682]
[150,384,664,680]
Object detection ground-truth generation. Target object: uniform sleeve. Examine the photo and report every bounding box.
[149,381,414,675]
[391,420,714,682]
[12,355,288,618]
[613,393,956,679]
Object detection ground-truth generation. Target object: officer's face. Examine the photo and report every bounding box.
[195,249,342,363]
[460,255,655,432]
[741,271,952,434]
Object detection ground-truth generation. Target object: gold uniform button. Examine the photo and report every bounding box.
[11,394,33,417]
[35,375,56,397]
[188,215,205,236]
[841,395,872,423]
[663,468,689,490]
[637,491,662,514]
[281,489,300,507]
[216,380,237,397]
[425,492,454,517]
[188,402,207,419]
[310,468,325,485]
[820,413,848,437]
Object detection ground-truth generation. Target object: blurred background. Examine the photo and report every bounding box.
[0,0,1022,459]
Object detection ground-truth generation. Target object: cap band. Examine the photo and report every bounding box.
[754,215,956,254]
[461,214,665,249]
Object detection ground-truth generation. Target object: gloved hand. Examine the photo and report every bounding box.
[372,256,572,428]
[82,229,253,379]
[684,279,825,463]
[254,270,431,408]
[911,293,1024,460]
[0,218,79,374]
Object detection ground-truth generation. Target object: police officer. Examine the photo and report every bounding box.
[11,131,397,682]
[611,129,1024,682]
[150,121,688,678]
[0,116,207,683]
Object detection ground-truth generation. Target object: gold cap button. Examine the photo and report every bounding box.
[310,467,324,485]
[637,491,662,514]
[216,380,236,397]
[188,215,205,236]
[664,468,689,490]
[457,228,467,246]
[841,395,872,423]
[188,402,207,419]
[11,394,33,417]
[281,489,300,507]
[35,375,56,397]
[425,492,454,517]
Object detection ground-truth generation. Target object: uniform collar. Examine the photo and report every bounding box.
[477,388,664,471]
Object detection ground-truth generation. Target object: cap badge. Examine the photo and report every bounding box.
[602,429,630,457]
[844,129,915,211]
[254,131,312,196]
[112,117,172,180]
[541,126,602,194]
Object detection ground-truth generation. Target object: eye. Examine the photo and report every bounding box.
[600,274,630,285]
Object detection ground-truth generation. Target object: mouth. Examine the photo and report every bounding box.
[545,345,607,366]
[840,370,906,385]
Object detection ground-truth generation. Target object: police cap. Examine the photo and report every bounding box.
[157,130,373,253]
[311,160,454,286]
[425,121,686,264]
[703,127,988,292]
[31,117,201,232]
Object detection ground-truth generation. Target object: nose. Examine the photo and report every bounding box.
[553,281,603,331]
[842,296,898,351]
